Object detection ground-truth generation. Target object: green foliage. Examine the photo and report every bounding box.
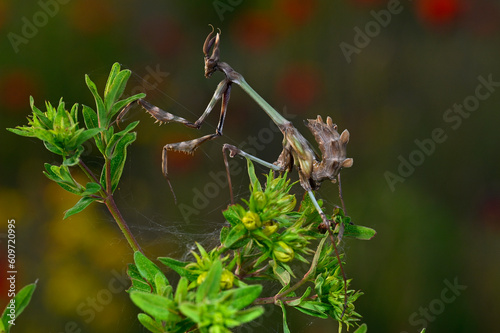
[8,63,379,332]
[0,282,37,333]
[133,159,376,332]
[129,252,263,332]
[7,63,145,219]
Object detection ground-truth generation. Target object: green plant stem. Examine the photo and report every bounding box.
[254,294,318,305]
[105,195,143,254]
[79,160,143,254]
[79,160,104,193]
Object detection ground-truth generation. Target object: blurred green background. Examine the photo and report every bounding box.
[1,0,499,332]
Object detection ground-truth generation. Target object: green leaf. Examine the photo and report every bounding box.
[296,301,330,319]
[174,277,188,304]
[62,145,84,166]
[222,204,245,227]
[273,263,291,286]
[63,196,96,219]
[287,286,312,307]
[196,260,222,303]
[30,96,51,128]
[105,121,139,158]
[130,291,178,322]
[246,159,262,192]
[73,127,103,148]
[43,140,64,155]
[134,252,165,289]
[220,284,262,310]
[85,74,107,128]
[353,324,368,333]
[43,164,82,195]
[233,307,265,325]
[222,223,249,249]
[109,93,146,120]
[278,301,291,333]
[82,105,105,154]
[104,66,131,113]
[158,257,197,281]
[105,132,136,192]
[137,313,164,333]
[1,281,37,332]
[81,182,101,196]
[154,272,170,297]
[127,264,152,293]
[343,224,377,240]
[219,226,230,244]
[178,303,201,324]
[53,99,70,129]
[6,126,36,138]
[104,63,121,105]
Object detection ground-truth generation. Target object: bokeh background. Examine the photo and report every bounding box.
[1,0,499,332]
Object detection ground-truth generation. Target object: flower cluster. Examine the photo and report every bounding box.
[8,97,102,166]
[221,159,316,284]
[184,243,235,290]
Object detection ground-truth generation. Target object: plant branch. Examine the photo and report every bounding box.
[79,159,142,253]
[104,194,143,254]
[272,235,328,303]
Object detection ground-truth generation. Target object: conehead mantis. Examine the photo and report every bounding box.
[118,26,354,314]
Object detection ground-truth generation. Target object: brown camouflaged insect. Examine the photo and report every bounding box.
[120,28,353,232]
[118,25,354,317]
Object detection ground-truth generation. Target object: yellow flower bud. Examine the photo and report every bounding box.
[273,241,295,262]
[220,269,234,289]
[242,211,262,230]
[197,271,208,285]
[262,221,279,236]
[278,194,296,212]
[253,191,267,211]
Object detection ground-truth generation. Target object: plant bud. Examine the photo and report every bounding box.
[220,269,234,289]
[252,191,267,211]
[273,241,295,263]
[197,271,208,286]
[277,194,296,212]
[242,211,262,230]
[262,221,279,236]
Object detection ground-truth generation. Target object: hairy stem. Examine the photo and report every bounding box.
[104,192,143,254]
[79,160,143,253]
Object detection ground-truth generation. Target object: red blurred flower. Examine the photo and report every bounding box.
[276,0,318,26]
[67,0,116,34]
[276,63,321,111]
[139,17,184,58]
[415,0,462,28]
[0,70,39,111]
[232,10,277,52]
[349,0,387,7]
